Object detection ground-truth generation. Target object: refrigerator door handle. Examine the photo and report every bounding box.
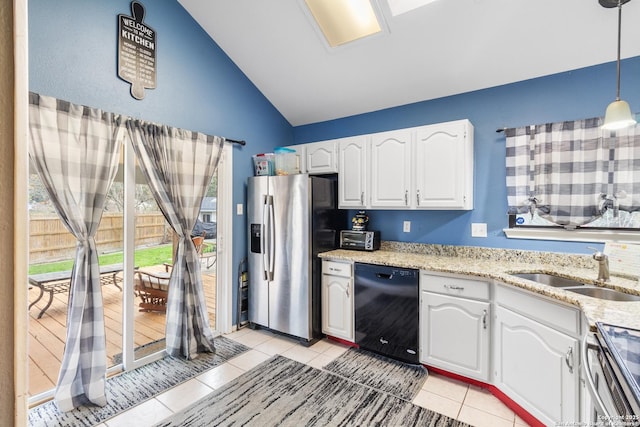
[267,196,276,281]
[262,195,270,281]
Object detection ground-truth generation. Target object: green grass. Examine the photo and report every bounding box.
[28,244,174,275]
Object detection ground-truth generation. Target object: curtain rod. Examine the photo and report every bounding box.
[226,138,246,146]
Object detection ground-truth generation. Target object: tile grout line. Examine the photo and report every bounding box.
[459,386,518,425]
[455,385,470,420]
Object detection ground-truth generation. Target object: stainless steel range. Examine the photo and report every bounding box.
[583,322,640,425]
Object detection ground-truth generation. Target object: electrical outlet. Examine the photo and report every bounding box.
[403,221,411,233]
[471,223,487,237]
[236,203,244,215]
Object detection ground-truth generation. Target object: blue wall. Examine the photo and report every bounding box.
[29,0,640,326]
[293,58,640,255]
[29,0,290,303]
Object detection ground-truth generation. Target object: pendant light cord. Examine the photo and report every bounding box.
[615,0,622,101]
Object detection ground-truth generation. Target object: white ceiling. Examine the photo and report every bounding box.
[178,0,640,126]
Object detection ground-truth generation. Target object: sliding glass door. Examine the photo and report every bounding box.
[27,138,229,402]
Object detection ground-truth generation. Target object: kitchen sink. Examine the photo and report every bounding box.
[510,272,587,288]
[562,286,640,302]
[510,272,640,302]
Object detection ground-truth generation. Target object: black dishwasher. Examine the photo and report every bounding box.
[354,263,419,364]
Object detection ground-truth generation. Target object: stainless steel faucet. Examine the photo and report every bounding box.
[589,247,610,281]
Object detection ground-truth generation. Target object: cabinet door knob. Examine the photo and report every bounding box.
[360,191,364,205]
[416,189,420,206]
[405,190,409,206]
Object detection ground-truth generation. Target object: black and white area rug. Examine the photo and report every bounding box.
[154,355,469,427]
[28,336,249,427]
[323,348,428,401]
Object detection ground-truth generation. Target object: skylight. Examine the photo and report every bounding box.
[304,0,382,47]
[386,0,439,16]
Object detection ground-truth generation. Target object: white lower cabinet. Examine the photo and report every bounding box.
[421,292,490,381]
[321,260,354,341]
[494,285,580,426]
[419,272,490,382]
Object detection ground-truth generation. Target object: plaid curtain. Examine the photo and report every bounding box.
[126,120,224,359]
[506,118,640,227]
[28,93,122,411]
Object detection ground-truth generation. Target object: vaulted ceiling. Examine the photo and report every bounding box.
[179,0,640,126]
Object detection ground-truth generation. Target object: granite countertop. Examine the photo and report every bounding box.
[319,242,640,331]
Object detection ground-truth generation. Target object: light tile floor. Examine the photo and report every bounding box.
[100,328,530,427]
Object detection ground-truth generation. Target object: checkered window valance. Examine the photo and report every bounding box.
[505,117,640,227]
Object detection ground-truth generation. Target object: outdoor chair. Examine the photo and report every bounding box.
[134,270,170,312]
[193,232,217,270]
[192,232,206,254]
[163,232,217,273]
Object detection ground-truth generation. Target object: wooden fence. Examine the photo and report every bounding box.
[29,213,170,263]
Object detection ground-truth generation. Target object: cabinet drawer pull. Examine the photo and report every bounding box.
[565,347,574,374]
[482,309,488,330]
[445,285,465,291]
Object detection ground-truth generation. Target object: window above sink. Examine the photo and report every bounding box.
[503,117,640,244]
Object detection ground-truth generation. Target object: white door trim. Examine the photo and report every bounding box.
[215,144,233,334]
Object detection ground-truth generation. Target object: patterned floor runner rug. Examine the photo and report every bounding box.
[323,348,428,401]
[154,355,467,427]
[28,336,249,427]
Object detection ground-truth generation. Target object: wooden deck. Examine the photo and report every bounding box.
[27,266,217,398]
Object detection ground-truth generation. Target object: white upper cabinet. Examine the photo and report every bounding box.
[370,129,413,208]
[305,140,338,174]
[283,140,337,175]
[336,119,474,210]
[414,120,474,210]
[338,136,369,209]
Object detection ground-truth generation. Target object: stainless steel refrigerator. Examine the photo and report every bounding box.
[247,174,345,343]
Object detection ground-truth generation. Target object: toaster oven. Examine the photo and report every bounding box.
[339,230,380,251]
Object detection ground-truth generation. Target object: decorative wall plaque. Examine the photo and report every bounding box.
[118,1,156,100]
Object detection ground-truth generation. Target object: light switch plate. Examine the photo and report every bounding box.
[471,223,487,237]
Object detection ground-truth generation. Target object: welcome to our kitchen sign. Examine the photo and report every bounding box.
[118,1,156,100]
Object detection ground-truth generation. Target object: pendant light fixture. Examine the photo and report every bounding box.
[601,0,637,130]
